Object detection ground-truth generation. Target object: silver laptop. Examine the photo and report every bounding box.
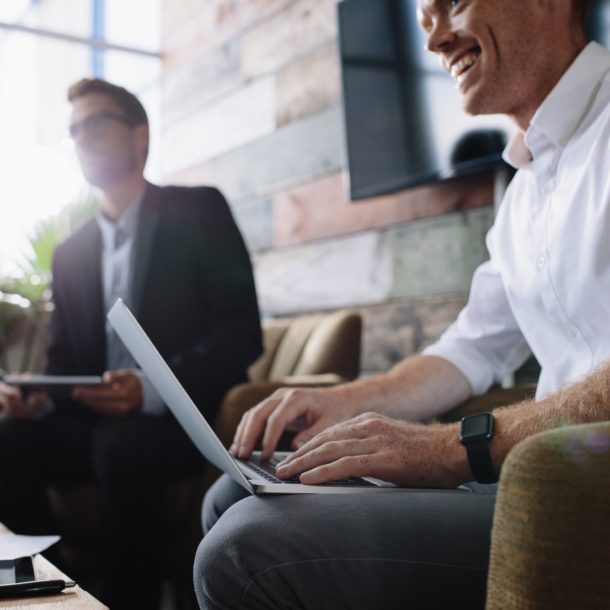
[108,299,465,495]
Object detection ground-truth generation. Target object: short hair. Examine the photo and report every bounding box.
[67,78,148,126]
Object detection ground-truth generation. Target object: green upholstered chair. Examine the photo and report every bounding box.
[486,421,610,610]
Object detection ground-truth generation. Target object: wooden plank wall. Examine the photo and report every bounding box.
[161,0,495,375]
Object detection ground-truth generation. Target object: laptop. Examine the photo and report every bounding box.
[108,299,466,495]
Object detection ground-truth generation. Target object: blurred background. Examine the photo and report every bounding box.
[0,0,504,379]
[0,0,161,352]
[0,0,160,276]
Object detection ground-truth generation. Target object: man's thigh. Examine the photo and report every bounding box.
[91,414,204,483]
[196,480,496,610]
[0,412,96,484]
[0,412,97,535]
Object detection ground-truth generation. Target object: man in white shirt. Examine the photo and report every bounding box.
[194,1,603,608]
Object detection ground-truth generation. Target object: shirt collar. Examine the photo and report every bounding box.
[503,42,610,169]
[96,184,146,250]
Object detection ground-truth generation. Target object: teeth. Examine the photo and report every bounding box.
[450,53,477,81]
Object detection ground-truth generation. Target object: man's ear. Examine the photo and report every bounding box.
[134,123,150,163]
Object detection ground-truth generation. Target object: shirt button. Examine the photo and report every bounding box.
[567,328,578,339]
[536,255,546,270]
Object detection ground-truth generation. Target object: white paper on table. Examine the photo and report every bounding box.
[0,534,60,560]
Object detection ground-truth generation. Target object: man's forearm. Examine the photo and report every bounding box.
[491,359,610,470]
[327,354,473,422]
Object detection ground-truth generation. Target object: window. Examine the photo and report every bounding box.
[0,0,161,277]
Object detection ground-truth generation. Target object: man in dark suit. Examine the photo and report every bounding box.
[0,78,262,609]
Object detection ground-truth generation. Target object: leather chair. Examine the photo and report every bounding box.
[206,309,362,484]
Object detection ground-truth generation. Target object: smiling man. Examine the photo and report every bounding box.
[0,78,262,610]
[193,0,607,608]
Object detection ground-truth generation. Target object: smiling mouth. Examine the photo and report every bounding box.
[450,50,480,87]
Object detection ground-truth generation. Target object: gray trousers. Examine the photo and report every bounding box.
[194,475,497,609]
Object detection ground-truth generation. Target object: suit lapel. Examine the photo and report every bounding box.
[130,182,161,317]
[78,220,107,370]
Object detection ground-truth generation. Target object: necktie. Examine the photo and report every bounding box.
[106,227,136,370]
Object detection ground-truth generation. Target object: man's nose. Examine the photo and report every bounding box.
[425,16,455,54]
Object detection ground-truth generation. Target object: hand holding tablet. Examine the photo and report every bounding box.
[72,370,143,415]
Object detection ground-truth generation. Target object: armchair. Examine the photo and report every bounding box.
[213,309,361,446]
[486,421,610,609]
[205,309,362,486]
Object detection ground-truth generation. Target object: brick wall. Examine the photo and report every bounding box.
[161,0,495,375]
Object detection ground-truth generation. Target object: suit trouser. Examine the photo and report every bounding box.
[0,410,204,610]
[195,475,497,610]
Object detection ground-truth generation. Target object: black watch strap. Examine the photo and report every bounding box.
[460,412,498,484]
[464,439,497,484]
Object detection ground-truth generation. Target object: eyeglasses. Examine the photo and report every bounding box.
[68,112,135,139]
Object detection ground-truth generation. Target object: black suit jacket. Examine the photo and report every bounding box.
[46,182,263,419]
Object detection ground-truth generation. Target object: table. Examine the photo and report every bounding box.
[0,525,107,609]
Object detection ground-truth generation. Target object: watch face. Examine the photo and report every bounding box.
[461,413,493,442]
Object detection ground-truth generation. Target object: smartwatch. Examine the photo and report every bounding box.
[460,412,498,484]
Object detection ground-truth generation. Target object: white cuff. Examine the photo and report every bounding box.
[133,370,167,416]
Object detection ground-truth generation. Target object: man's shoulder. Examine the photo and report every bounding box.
[54,216,99,257]
[146,183,231,224]
[149,183,226,207]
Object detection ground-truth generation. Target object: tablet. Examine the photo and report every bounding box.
[3,375,104,392]
[0,557,35,586]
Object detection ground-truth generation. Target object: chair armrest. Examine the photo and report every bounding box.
[438,385,536,423]
[275,373,344,386]
[486,421,610,609]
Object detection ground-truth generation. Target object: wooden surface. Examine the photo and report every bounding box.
[0,525,107,609]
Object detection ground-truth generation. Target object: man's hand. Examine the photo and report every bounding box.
[0,380,47,419]
[73,369,143,415]
[231,387,360,461]
[274,413,467,488]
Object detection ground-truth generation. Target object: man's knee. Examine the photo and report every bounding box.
[0,419,43,473]
[195,500,249,609]
[202,475,249,534]
[194,531,227,609]
[195,496,284,608]
[91,417,152,485]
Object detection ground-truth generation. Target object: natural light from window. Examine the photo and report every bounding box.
[0,0,161,278]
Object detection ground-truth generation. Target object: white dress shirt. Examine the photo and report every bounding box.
[96,188,166,415]
[424,42,610,400]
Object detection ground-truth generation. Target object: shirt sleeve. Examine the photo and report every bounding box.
[133,370,167,416]
[423,229,531,395]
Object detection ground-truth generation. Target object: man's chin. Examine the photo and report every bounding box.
[461,91,496,117]
[81,168,116,190]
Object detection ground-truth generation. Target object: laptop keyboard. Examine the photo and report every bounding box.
[241,455,376,487]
